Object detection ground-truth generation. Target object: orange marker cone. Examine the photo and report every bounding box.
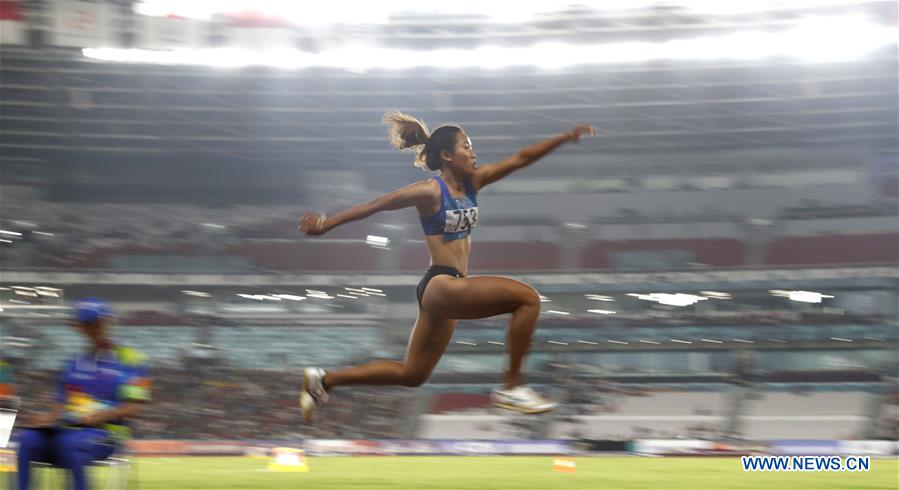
[553,457,576,473]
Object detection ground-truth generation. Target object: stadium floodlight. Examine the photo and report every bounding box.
[135,1,880,23]
[700,291,732,299]
[585,294,615,302]
[627,292,708,306]
[678,0,882,15]
[237,293,269,300]
[135,0,392,24]
[273,294,306,301]
[83,15,894,69]
[134,0,652,24]
[365,235,390,248]
[587,309,616,315]
[787,291,834,303]
[563,222,588,229]
[772,289,834,303]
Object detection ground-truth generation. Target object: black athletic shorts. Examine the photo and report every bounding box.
[416,265,463,309]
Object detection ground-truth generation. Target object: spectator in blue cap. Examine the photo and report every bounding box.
[16,298,151,490]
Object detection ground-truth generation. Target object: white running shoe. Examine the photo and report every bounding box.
[490,385,558,414]
[300,367,329,422]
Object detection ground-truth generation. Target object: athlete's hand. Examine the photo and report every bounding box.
[298,211,328,236]
[567,123,597,143]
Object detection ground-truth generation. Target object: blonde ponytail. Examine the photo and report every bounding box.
[382,111,431,169]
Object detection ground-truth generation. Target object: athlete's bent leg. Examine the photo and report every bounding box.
[423,275,556,413]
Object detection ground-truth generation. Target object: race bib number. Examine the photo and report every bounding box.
[444,206,478,234]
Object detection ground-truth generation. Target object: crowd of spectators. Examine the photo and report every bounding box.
[9,362,415,441]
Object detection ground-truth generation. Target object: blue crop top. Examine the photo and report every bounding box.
[419,176,479,241]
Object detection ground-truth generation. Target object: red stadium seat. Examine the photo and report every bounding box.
[766,233,899,266]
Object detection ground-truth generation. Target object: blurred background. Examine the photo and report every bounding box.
[0,0,897,458]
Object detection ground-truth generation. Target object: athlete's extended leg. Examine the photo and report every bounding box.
[300,310,455,421]
[324,311,455,388]
[422,275,555,413]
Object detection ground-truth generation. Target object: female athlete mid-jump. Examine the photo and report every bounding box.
[298,111,596,421]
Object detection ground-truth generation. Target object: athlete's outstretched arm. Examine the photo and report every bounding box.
[299,180,436,236]
[471,123,596,191]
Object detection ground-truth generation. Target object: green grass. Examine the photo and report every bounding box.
[80,455,899,490]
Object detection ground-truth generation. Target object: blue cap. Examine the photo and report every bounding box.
[73,298,114,324]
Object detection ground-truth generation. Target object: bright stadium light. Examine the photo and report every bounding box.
[365,235,390,248]
[134,1,883,23]
[547,310,570,315]
[771,289,835,303]
[134,0,647,24]
[700,291,732,299]
[787,291,835,303]
[585,294,615,302]
[273,294,306,301]
[627,292,709,306]
[83,15,894,70]
[679,0,880,15]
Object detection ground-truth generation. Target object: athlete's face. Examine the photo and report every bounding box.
[445,132,477,176]
[72,318,109,348]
